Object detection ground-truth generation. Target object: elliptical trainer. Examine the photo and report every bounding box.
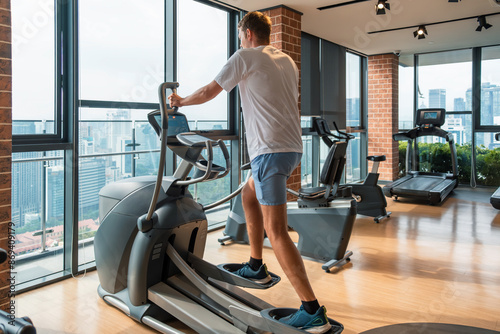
[94,82,343,334]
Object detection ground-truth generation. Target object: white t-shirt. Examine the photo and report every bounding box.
[214,45,303,161]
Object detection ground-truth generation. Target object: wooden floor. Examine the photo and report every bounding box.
[16,186,500,334]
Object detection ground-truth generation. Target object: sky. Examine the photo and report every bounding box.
[399,56,500,123]
[12,0,229,123]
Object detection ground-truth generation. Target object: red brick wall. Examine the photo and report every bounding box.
[261,6,302,198]
[368,54,399,181]
[0,0,11,312]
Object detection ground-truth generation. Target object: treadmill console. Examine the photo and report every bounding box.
[147,110,190,138]
[416,108,446,128]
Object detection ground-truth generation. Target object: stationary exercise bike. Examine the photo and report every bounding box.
[219,119,358,273]
[94,82,343,334]
[313,118,391,223]
[0,249,37,334]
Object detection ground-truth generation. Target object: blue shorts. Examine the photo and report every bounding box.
[250,152,302,206]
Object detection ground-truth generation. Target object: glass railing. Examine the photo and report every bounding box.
[11,119,233,282]
[12,152,65,284]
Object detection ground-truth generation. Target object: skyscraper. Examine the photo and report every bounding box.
[47,165,64,220]
[11,152,44,227]
[78,158,106,221]
[454,97,466,111]
[429,89,446,109]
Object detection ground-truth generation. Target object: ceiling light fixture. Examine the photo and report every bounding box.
[476,15,493,31]
[448,0,461,2]
[413,25,428,39]
[376,0,390,15]
[367,12,500,37]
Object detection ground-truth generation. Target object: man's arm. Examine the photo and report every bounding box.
[168,80,223,108]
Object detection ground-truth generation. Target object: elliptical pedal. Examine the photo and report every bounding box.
[261,308,344,334]
[218,263,281,288]
[187,252,281,289]
[229,306,344,334]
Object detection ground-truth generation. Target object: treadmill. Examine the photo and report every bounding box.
[383,108,458,205]
[490,133,500,209]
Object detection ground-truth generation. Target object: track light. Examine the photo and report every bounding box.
[448,0,461,2]
[476,15,493,31]
[376,0,390,15]
[368,12,500,38]
[413,25,428,39]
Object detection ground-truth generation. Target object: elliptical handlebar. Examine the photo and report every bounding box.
[146,82,232,221]
[146,82,179,222]
[158,82,179,140]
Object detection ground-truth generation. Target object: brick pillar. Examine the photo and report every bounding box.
[368,54,399,181]
[261,6,302,198]
[0,0,11,312]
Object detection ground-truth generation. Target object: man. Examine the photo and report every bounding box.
[168,11,331,334]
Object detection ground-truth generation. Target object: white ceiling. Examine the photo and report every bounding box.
[218,0,500,56]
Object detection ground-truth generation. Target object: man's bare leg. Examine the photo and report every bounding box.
[241,177,265,260]
[241,177,316,302]
[261,203,316,302]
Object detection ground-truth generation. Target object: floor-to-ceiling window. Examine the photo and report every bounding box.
[398,56,414,130]
[12,0,239,290]
[416,50,473,183]
[318,51,366,184]
[177,0,233,225]
[11,0,67,289]
[78,0,166,268]
[476,45,500,186]
[399,46,500,186]
[344,51,364,182]
[301,35,368,187]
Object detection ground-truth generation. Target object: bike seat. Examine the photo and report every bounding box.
[298,186,327,198]
[367,155,386,162]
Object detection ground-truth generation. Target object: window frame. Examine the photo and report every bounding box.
[409,43,500,186]
[12,0,242,292]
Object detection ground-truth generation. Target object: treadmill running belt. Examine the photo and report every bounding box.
[394,176,445,196]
